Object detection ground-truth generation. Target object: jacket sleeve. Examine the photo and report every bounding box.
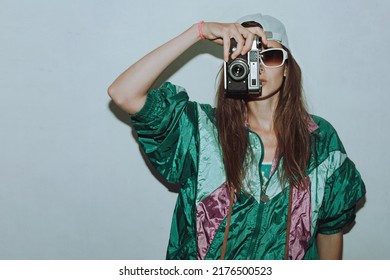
[130,82,198,185]
[317,128,366,234]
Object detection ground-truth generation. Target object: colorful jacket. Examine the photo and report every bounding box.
[130,82,366,260]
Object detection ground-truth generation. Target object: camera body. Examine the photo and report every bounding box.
[224,37,262,97]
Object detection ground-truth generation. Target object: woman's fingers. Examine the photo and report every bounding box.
[245,26,268,47]
[241,30,255,55]
[202,22,268,61]
[222,33,231,62]
[230,27,246,59]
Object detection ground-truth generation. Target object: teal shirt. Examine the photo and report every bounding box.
[130,82,366,260]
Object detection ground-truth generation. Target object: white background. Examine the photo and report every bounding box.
[0,0,389,259]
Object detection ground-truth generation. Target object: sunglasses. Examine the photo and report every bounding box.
[259,48,288,68]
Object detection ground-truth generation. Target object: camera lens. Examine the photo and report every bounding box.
[228,59,249,81]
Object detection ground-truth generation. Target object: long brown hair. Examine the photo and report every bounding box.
[216,47,311,191]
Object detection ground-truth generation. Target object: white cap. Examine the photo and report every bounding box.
[237,13,290,50]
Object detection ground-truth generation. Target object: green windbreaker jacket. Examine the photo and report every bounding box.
[130,82,366,260]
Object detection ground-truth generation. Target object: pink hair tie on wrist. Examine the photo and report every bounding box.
[198,20,206,40]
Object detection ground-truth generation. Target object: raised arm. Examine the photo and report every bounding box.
[108,22,268,114]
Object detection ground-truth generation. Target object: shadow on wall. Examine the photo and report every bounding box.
[108,40,223,194]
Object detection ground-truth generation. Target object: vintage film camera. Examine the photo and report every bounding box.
[224,37,262,97]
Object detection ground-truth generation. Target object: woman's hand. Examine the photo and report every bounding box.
[108,21,268,114]
[201,22,268,61]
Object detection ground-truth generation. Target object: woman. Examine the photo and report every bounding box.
[108,13,365,260]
